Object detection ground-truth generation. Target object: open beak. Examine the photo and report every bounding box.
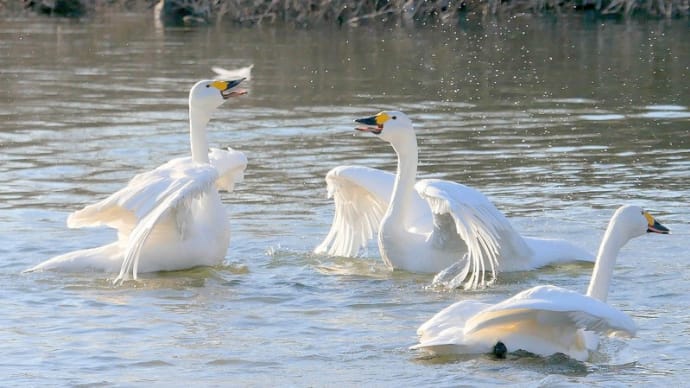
[647,219,670,234]
[213,78,248,100]
[355,114,383,135]
[645,212,670,234]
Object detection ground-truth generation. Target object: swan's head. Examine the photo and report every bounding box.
[609,205,669,240]
[355,110,414,145]
[189,78,247,111]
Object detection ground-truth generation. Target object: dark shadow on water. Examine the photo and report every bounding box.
[507,351,591,376]
[412,350,592,376]
[413,347,643,377]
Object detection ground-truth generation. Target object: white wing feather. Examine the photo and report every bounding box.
[314,166,391,257]
[113,160,220,283]
[208,147,247,192]
[67,149,245,234]
[60,155,231,282]
[414,300,490,345]
[413,285,636,359]
[464,285,637,337]
[315,166,431,257]
[416,179,529,289]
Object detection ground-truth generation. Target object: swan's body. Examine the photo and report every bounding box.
[26,79,248,282]
[412,205,669,361]
[315,111,593,289]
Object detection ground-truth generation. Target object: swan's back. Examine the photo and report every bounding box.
[465,285,637,336]
[414,285,637,360]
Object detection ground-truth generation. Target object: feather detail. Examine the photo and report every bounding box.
[417,179,508,290]
[464,285,637,337]
[315,166,394,257]
[209,147,247,192]
[114,178,215,283]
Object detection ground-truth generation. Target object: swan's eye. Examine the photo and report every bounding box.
[206,84,210,88]
[392,116,397,120]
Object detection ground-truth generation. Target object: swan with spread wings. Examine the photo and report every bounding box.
[412,205,669,360]
[315,110,593,289]
[26,79,248,283]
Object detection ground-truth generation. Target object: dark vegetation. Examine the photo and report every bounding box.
[8,0,690,24]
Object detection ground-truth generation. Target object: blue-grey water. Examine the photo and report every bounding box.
[1,14,689,386]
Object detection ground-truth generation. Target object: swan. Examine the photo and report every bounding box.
[411,205,670,361]
[25,79,249,283]
[315,110,593,289]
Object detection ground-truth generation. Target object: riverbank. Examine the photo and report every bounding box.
[10,0,690,25]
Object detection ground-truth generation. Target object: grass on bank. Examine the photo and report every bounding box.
[11,0,690,23]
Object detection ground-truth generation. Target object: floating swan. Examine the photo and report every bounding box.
[25,79,248,282]
[315,110,593,289]
[411,205,669,361]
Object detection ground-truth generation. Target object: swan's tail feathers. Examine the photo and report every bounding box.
[412,300,491,355]
[23,242,124,274]
[417,179,522,290]
[314,166,392,257]
[208,148,248,193]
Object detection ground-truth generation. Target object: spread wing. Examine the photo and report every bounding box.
[67,149,245,234]
[464,285,637,338]
[412,285,636,359]
[314,166,391,257]
[416,179,531,290]
[111,158,220,283]
[208,147,247,192]
[314,166,431,257]
[67,158,213,233]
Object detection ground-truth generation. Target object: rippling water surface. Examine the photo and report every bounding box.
[1,14,689,386]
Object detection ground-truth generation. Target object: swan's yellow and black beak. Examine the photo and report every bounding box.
[645,211,670,234]
[355,112,390,135]
[211,78,247,100]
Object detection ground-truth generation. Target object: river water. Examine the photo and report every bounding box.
[1,13,689,386]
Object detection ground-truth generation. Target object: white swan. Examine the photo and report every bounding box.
[411,205,670,361]
[26,79,248,282]
[315,110,593,289]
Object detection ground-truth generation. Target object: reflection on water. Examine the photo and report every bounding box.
[0,14,689,386]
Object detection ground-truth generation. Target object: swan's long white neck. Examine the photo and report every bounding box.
[585,221,628,302]
[383,134,419,230]
[189,106,211,164]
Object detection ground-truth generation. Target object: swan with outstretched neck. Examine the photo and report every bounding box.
[315,110,593,289]
[412,205,670,361]
[26,79,248,283]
